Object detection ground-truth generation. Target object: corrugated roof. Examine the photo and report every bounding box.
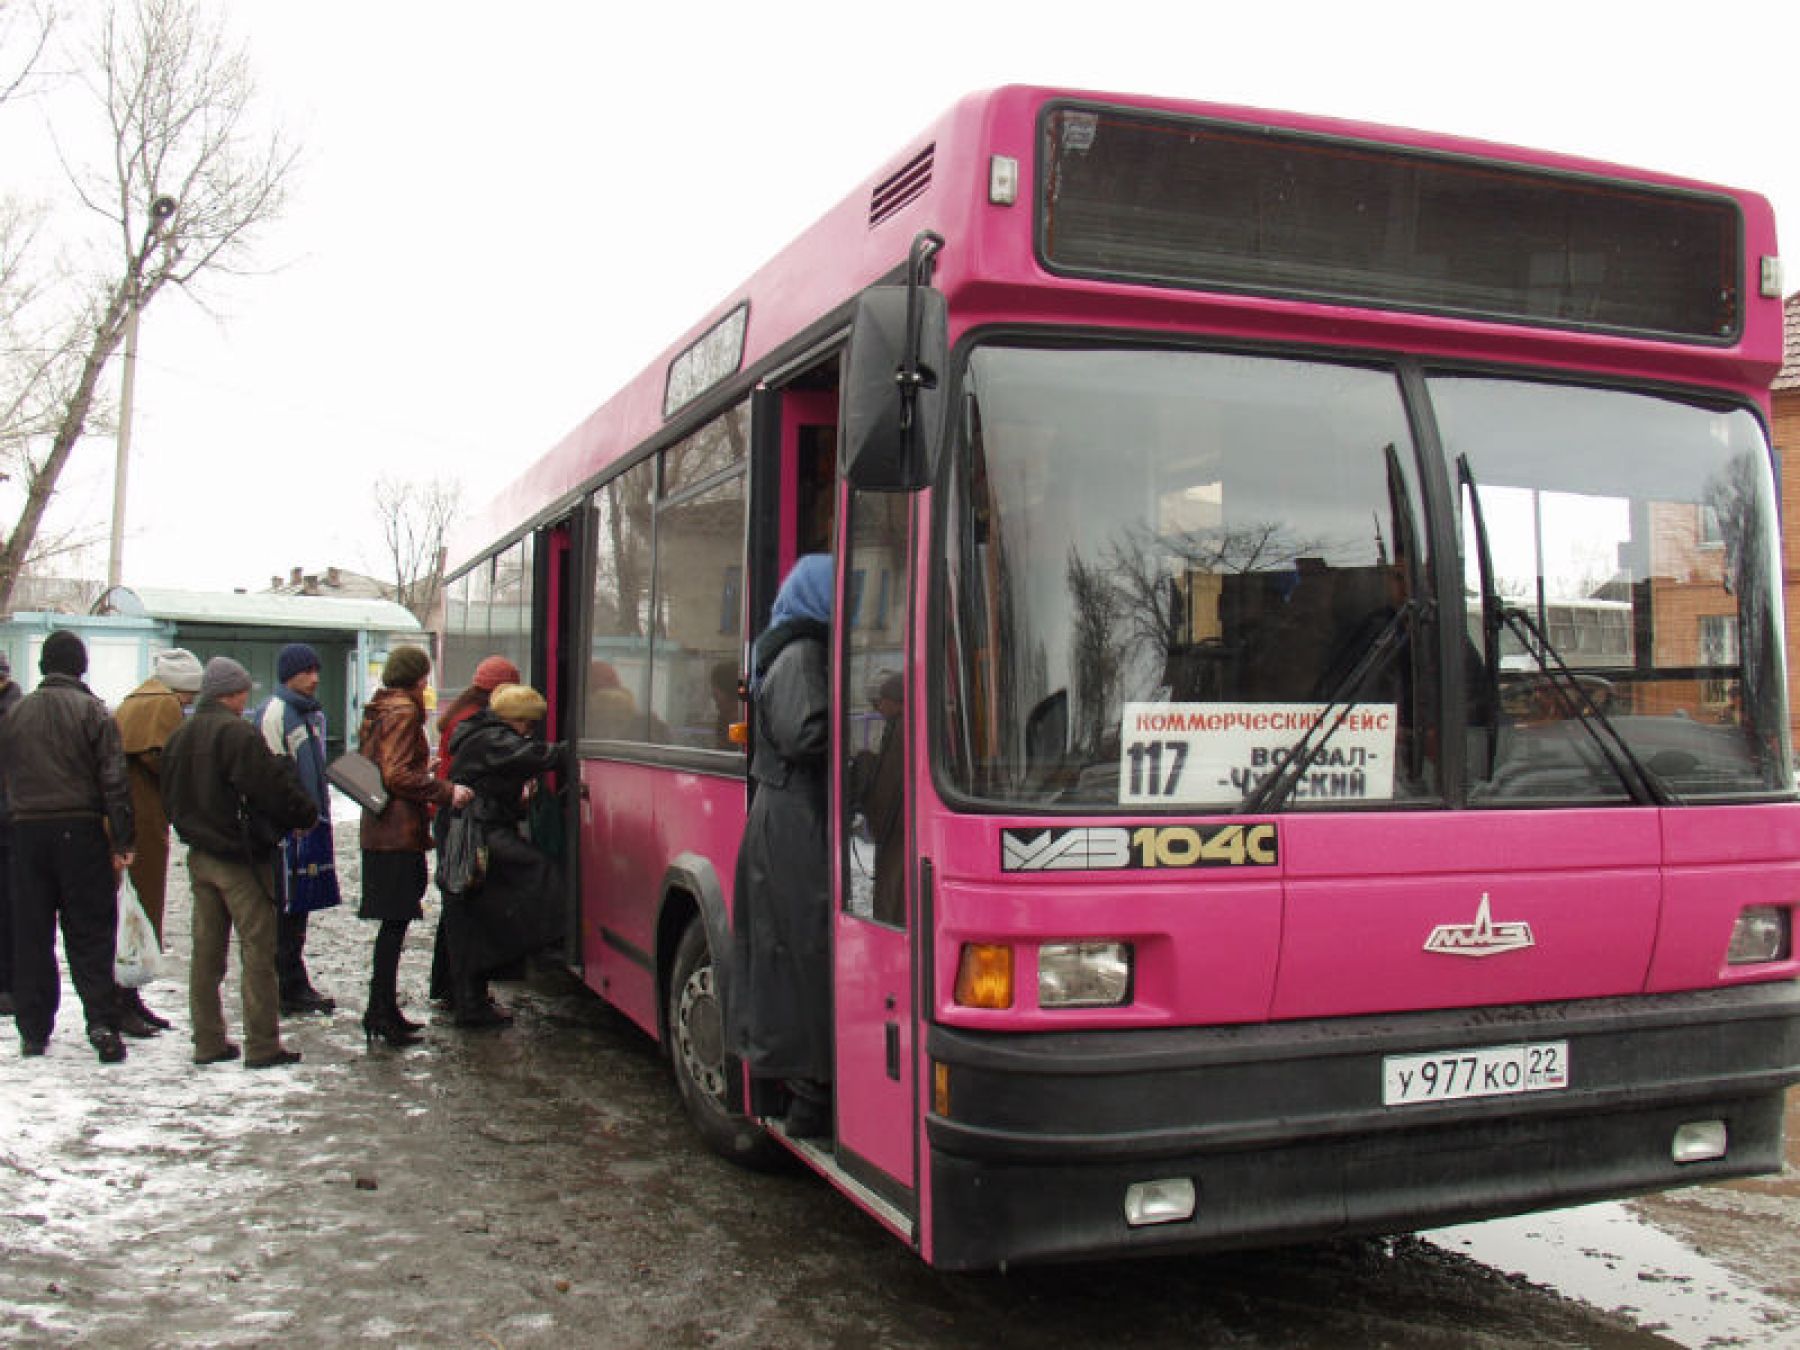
[125,587,422,631]
[1777,292,1800,391]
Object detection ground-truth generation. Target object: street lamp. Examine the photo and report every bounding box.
[108,194,179,591]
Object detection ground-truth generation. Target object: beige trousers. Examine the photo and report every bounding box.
[186,850,283,1062]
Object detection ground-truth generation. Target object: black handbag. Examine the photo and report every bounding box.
[326,750,390,815]
[439,808,487,895]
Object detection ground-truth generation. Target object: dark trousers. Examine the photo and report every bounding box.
[10,818,120,1044]
[0,834,13,996]
[275,907,313,998]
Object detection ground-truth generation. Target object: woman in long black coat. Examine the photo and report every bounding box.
[730,553,834,1138]
[444,683,564,1027]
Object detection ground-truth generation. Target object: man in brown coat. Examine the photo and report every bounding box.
[113,648,203,1031]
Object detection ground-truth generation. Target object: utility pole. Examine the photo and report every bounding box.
[107,195,179,591]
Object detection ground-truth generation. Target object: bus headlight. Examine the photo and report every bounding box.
[1727,906,1790,965]
[1038,941,1133,1008]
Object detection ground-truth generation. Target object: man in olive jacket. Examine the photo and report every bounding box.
[162,657,317,1069]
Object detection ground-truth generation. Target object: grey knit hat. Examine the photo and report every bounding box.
[153,648,204,693]
[199,656,253,703]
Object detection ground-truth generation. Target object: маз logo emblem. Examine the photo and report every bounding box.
[1423,893,1534,957]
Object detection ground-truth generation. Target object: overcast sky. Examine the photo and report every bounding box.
[9,0,1799,594]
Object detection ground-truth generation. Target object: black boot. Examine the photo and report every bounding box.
[782,1081,833,1139]
[124,986,173,1032]
[281,985,337,1016]
[362,1005,422,1048]
[453,979,510,1029]
[116,988,160,1039]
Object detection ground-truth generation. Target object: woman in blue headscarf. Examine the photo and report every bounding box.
[730,553,835,1138]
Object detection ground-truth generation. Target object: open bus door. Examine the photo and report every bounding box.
[830,487,918,1217]
[531,512,582,966]
[821,262,943,1226]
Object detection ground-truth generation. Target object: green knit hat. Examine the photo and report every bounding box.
[382,645,431,689]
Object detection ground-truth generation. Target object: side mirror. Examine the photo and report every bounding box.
[842,236,947,492]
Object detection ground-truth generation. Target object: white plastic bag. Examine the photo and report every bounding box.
[115,876,160,989]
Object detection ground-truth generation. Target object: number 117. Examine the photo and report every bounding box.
[1126,739,1188,797]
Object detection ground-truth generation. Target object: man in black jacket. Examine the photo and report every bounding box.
[0,649,22,1018]
[162,657,317,1069]
[0,631,135,1063]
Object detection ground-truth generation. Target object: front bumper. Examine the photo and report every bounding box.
[924,983,1800,1269]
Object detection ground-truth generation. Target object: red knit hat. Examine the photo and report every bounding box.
[473,656,522,691]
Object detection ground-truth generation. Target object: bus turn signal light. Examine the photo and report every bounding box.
[954,943,1015,1009]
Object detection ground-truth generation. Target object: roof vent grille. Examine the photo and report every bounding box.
[869,145,934,226]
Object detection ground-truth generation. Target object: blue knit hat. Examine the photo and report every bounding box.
[277,642,322,684]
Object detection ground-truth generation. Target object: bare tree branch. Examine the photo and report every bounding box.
[0,0,297,610]
[373,475,464,626]
[0,1,54,109]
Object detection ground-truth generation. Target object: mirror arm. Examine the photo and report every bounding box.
[898,232,946,435]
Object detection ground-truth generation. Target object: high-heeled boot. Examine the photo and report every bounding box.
[362,1004,422,1048]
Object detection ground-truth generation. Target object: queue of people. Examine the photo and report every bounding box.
[7,555,848,1143]
[1,630,562,1069]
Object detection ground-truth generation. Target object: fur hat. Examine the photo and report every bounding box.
[39,630,87,678]
[382,645,431,689]
[153,648,204,693]
[472,655,522,691]
[277,642,322,684]
[490,683,547,723]
[200,656,253,703]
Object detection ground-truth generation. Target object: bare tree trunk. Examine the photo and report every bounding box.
[0,283,131,608]
[0,0,294,612]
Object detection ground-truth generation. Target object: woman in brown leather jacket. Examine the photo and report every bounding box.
[357,646,469,1046]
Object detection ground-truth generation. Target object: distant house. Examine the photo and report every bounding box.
[266,564,393,601]
[268,562,444,632]
[5,574,105,615]
[1,586,427,753]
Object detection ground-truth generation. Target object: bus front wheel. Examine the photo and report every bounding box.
[668,919,782,1170]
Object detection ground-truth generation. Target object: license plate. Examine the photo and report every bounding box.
[1382,1040,1569,1106]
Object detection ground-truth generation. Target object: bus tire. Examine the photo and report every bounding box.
[668,919,782,1170]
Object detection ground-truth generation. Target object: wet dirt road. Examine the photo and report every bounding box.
[3,845,1798,1349]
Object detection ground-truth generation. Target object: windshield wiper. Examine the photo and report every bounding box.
[1457,456,1504,773]
[1239,597,1418,814]
[1456,454,1678,808]
[1497,603,1680,806]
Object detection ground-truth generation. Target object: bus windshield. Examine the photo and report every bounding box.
[940,344,1790,808]
[942,344,1435,808]
[1440,375,1790,802]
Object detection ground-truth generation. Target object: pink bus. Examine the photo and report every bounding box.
[442,86,1800,1269]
